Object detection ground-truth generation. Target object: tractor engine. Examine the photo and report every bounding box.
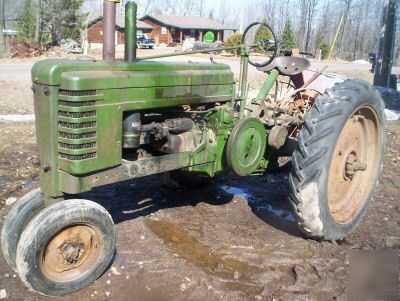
[122,113,198,154]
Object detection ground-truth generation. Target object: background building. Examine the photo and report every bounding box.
[87,15,153,46]
[139,14,237,44]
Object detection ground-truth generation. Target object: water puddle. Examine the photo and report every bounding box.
[24,180,38,190]
[219,184,295,222]
[146,219,265,294]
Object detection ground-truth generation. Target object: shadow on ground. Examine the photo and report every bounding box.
[78,171,303,239]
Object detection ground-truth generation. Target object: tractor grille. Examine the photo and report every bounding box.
[58,90,101,161]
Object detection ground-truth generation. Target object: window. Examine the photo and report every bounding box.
[171,27,175,34]
[161,27,167,34]
[190,29,195,37]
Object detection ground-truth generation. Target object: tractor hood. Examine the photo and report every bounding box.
[31,59,233,86]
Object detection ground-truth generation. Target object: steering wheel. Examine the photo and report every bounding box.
[242,22,278,67]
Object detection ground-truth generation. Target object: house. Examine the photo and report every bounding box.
[87,15,153,45]
[139,14,238,44]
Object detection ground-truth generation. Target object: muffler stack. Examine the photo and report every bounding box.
[102,0,137,62]
[102,0,117,61]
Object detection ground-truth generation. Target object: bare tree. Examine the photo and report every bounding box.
[0,0,5,57]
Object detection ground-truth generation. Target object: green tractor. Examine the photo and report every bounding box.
[1,1,386,296]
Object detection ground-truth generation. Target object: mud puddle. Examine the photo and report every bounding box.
[146,219,267,294]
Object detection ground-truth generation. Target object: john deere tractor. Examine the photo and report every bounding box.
[1,1,386,296]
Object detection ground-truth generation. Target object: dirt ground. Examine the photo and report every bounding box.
[0,60,399,301]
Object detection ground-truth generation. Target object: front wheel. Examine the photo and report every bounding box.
[1,188,45,271]
[289,80,386,241]
[16,199,116,296]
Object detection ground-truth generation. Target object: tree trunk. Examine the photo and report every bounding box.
[34,0,41,43]
[338,0,351,56]
[0,0,5,57]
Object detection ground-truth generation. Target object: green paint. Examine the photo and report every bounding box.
[255,69,279,101]
[31,32,281,203]
[227,118,267,176]
[124,1,137,62]
[204,31,215,43]
[239,46,250,116]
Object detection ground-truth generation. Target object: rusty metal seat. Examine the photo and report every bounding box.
[257,56,311,76]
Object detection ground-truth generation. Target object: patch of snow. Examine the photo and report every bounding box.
[110,266,121,275]
[351,59,370,65]
[0,114,35,122]
[5,197,17,206]
[385,109,400,121]
[0,289,6,299]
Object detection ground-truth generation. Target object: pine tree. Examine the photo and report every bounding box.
[253,18,273,45]
[280,19,296,50]
[40,0,87,42]
[59,0,87,40]
[17,0,37,43]
[320,42,330,60]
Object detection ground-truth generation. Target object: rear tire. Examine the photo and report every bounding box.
[1,188,45,271]
[16,199,115,296]
[289,80,386,241]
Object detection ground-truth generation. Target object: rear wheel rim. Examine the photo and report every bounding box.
[327,105,381,224]
[40,223,103,282]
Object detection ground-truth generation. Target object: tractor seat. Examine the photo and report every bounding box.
[257,56,311,76]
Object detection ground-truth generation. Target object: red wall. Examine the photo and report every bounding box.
[140,17,173,44]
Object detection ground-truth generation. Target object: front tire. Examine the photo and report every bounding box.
[1,188,45,271]
[16,199,115,296]
[289,80,386,241]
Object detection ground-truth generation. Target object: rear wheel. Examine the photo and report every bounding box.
[1,188,45,271]
[289,80,386,240]
[16,199,115,296]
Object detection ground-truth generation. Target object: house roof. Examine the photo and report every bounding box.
[88,15,153,30]
[139,14,238,31]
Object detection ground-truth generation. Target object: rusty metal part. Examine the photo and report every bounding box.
[344,153,367,179]
[268,125,288,150]
[257,56,311,75]
[279,66,326,111]
[151,131,196,154]
[300,66,327,89]
[102,0,117,61]
[41,224,103,282]
[327,106,381,224]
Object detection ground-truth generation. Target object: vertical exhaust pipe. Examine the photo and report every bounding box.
[102,0,117,61]
[124,1,137,62]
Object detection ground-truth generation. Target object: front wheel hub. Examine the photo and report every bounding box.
[41,224,102,282]
[60,241,84,264]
